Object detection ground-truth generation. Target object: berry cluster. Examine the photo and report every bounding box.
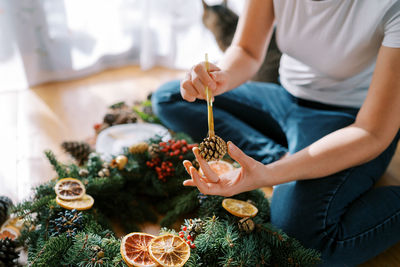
[179,226,196,249]
[179,219,204,249]
[48,209,83,238]
[146,158,174,182]
[159,139,196,160]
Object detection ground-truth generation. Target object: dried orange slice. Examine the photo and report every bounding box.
[55,178,86,200]
[199,160,234,176]
[56,194,94,210]
[2,217,25,231]
[222,198,258,218]
[148,234,190,267]
[120,232,157,267]
[0,226,20,240]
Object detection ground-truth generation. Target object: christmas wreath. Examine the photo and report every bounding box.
[0,100,321,267]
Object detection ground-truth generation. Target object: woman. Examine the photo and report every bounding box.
[152,0,400,265]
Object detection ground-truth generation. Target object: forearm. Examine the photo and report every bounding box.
[265,124,389,185]
[218,45,263,92]
[216,0,275,93]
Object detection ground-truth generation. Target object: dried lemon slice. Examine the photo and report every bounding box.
[120,232,157,267]
[56,194,94,210]
[54,178,86,201]
[148,234,190,267]
[222,198,258,218]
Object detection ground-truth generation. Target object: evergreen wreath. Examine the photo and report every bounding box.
[1,101,321,266]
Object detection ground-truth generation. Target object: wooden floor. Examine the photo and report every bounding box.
[0,66,399,266]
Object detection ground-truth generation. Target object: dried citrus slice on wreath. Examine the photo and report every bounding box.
[222,198,258,218]
[54,178,86,200]
[2,216,24,230]
[120,232,157,267]
[148,234,190,267]
[0,226,20,240]
[56,194,94,210]
[199,160,234,176]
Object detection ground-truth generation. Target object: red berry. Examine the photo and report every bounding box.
[179,155,183,160]
[160,142,166,146]
[169,152,174,156]
[187,235,192,241]
[182,140,187,145]
[191,243,196,249]
[182,226,187,231]
[186,240,191,245]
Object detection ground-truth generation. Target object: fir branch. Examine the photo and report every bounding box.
[44,150,69,178]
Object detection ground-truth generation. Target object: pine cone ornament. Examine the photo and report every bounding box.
[48,209,83,238]
[61,141,92,165]
[0,196,12,226]
[198,135,227,161]
[187,218,204,241]
[0,238,19,267]
[129,142,149,154]
[147,143,161,158]
[238,217,255,234]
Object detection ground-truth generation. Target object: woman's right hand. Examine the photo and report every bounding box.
[180,61,229,102]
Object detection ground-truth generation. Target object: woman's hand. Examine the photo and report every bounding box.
[183,141,270,197]
[180,62,229,102]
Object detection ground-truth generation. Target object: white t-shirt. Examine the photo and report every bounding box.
[273,0,400,107]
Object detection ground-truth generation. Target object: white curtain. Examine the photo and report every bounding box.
[0,0,244,91]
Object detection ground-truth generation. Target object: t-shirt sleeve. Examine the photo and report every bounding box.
[382,1,400,48]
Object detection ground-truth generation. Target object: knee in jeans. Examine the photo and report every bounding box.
[270,183,321,247]
[151,80,181,116]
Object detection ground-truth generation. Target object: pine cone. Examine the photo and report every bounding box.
[0,196,12,226]
[129,142,149,154]
[148,143,161,158]
[0,238,19,267]
[48,209,83,238]
[238,217,255,234]
[198,135,227,161]
[61,141,92,165]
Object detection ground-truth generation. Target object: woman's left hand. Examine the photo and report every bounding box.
[183,141,271,197]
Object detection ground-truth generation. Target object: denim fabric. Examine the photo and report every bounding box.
[152,80,400,266]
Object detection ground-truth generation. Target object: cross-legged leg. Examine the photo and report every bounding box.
[271,102,400,266]
[152,80,291,163]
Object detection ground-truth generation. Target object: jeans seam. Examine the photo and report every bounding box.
[323,169,400,243]
[334,209,400,244]
[322,168,354,241]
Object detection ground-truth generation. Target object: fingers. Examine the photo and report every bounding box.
[227,141,255,170]
[180,62,221,101]
[193,62,217,90]
[189,166,212,194]
[192,147,220,183]
[180,73,197,102]
[210,71,227,84]
[183,160,215,184]
[183,179,195,186]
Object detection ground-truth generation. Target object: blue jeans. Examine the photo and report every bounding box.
[152,80,400,266]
